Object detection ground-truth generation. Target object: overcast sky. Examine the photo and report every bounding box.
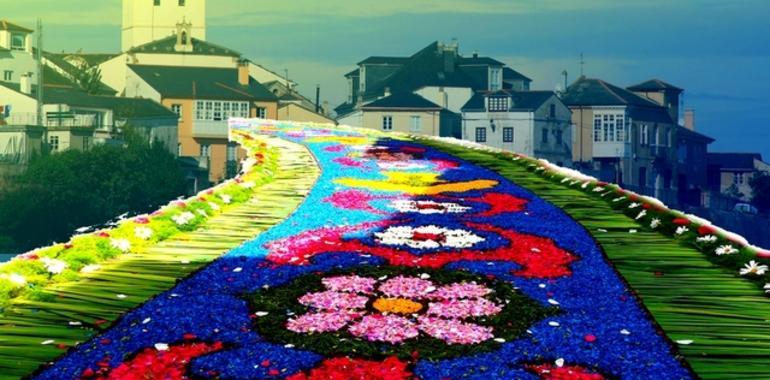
[6,0,770,156]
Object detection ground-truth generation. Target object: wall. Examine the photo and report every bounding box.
[124,67,163,102]
[361,110,440,136]
[253,101,278,120]
[532,97,573,166]
[248,62,290,87]
[416,86,473,114]
[278,103,335,124]
[338,110,363,128]
[122,0,207,51]
[0,85,38,124]
[0,49,37,85]
[463,110,534,155]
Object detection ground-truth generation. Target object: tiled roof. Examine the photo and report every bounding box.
[128,35,241,57]
[334,102,357,118]
[461,90,556,112]
[128,65,277,101]
[362,92,442,110]
[708,153,763,171]
[0,20,33,33]
[627,79,683,93]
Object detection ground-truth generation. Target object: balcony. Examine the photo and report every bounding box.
[2,112,97,129]
[192,120,229,138]
[593,142,629,158]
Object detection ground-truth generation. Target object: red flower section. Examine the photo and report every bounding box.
[286,356,413,380]
[81,342,224,380]
[672,218,691,226]
[464,193,528,217]
[697,225,718,236]
[324,189,393,214]
[431,159,460,171]
[325,144,346,152]
[526,363,606,380]
[333,157,366,168]
[266,221,576,278]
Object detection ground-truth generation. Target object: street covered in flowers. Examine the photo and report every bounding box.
[27,120,694,379]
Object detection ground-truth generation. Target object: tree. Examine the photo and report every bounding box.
[0,139,187,251]
[72,63,104,95]
[750,173,770,213]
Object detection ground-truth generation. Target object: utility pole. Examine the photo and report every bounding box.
[36,18,44,126]
[579,53,585,77]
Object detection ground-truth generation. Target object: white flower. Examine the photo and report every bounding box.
[171,212,196,226]
[389,200,470,215]
[739,260,768,276]
[715,244,739,256]
[134,226,153,241]
[374,225,484,250]
[110,238,132,253]
[208,202,221,211]
[240,181,256,189]
[154,343,169,351]
[628,202,642,209]
[635,210,647,220]
[220,194,232,204]
[197,209,209,217]
[764,283,770,294]
[80,264,101,274]
[696,235,717,244]
[40,257,68,274]
[650,218,661,229]
[675,226,689,236]
[592,186,605,192]
[0,273,27,287]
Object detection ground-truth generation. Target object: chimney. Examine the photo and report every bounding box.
[315,85,320,113]
[237,61,249,86]
[384,87,391,98]
[473,50,479,59]
[20,73,32,95]
[684,109,695,131]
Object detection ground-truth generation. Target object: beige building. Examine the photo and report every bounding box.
[358,92,444,136]
[563,77,680,202]
[126,63,278,183]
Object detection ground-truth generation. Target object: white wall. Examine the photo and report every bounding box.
[124,67,163,102]
[0,85,37,124]
[122,0,207,52]
[0,49,38,85]
[416,86,473,114]
[463,110,535,155]
[248,62,292,87]
[337,110,363,128]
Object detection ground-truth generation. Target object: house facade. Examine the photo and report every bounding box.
[707,153,770,201]
[563,77,679,202]
[461,90,572,165]
[126,63,278,183]
[335,40,531,138]
[0,20,37,86]
[676,125,715,206]
[359,92,445,136]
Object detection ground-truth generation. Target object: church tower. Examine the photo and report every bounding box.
[121,0,207,52]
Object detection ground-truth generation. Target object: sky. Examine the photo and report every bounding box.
[5,0,770,157]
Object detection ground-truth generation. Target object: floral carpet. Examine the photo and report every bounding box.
[35,121,692,379]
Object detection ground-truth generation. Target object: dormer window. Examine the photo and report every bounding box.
[181,31,188,45]
[487,96,508,112]
[10,33,26,51]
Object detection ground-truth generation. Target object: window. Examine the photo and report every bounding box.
[194,101,249,120]
[3,71,11,81]
[154,0,160,5]
[488,96,508,112]
[213,101,223,121]
[641,124,649,146]
[502,127,514,143]
[489,67,502,91]
[49,136,59,152]
[226,143,238,162]
[256,107,267,119]
[179,0,185,5]
[382,116,393,131]
[475,127,487,143]
[200,144,210,157]
[171,104,182,118]
[593,116,602,142]
[616,117,625,142]
[555,129,563,145]
[549,104,556,118]
[83,137,91,151]
[652,125,659,146]
[593,113,625,143]
[541,128,549,144]
[11,33,25,50]
[734,172,745,185]
[410,116,421,132]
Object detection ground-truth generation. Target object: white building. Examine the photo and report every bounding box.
[122,0,207,52]
[0,20,37,85]
[461,90,573,166]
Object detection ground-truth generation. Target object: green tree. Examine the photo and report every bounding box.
[750,173,770,213]
[0,139,187,250]
[72,64,104,95]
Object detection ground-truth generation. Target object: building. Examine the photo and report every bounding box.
[359,92,446,136]
[707,153,770,201]
[461,90,572,165]
[562,77,679,202]
[336,40,531,137]
[676,123,715,206]
[0,20,37,85]
[122,0,207,52]
[125,63,278,183]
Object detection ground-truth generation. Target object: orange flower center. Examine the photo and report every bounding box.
[372,298,423,315]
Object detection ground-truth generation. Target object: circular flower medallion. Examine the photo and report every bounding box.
[248,266,556,360]
[389,199,471,214]
[375,225,485,250]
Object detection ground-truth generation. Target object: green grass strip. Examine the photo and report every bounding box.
[419,138,770,379]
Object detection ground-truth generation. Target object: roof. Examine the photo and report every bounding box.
[459,56,505,66]
[503,67,532,82]
[708,153,763,171]
[461,90,556,112]
[47,53,119,67]
[357,56,410,65]
[562,76,674,123]
[345,68,360,77]
[41,51,117,95]
[677,126,715,144]
[128,65,277,101]
[627,79,683,93]
[334,102,357,118]
[361,92,442,110]
[0,20,33,33]
[128,35,241,57]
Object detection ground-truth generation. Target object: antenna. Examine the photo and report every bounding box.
[562,70,568,91]
[36,18,44,126]
[579,53,585,77]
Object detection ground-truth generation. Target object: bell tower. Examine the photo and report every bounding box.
[121,0,207,52]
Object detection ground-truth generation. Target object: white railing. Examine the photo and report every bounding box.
[2,112,98,128]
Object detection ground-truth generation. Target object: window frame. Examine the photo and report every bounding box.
[409,115,421,132]
[541,128,549,144]
[49,135,59,151]
[256,107,267,119]
[475,127,487,143]
[382,115,393,131]
[200,143,210,158]
[179,0,185,5]
[487,96,508,112]
[502,127,514,143]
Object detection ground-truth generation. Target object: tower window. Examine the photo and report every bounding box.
[154,0,160,6]
[179,0,185,5]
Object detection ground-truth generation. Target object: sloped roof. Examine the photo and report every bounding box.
[459,56,505,66]
[362,92,442,110]
[677,126,715,144]
[708,153,763,171]
[0,20,33,33]
[357,56,410,65]
[345,68,360,77]
[40,51,117,95]
[128,65,277,101]
[128,35,241,57]
[461,90,555,112]
[503,67,532,82]
[562,77,674,123]
[334,102,357,118]
[47,53,120,67]
[627,79,683,93]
